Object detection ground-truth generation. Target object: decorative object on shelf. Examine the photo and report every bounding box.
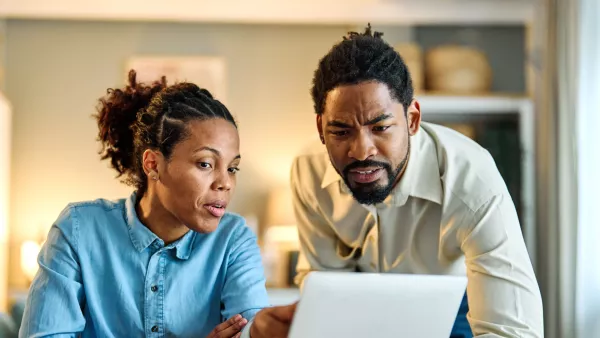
[394,43,424,93]
[425,45,492,94]
[125,56,227,103]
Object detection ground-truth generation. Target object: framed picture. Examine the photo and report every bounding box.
[125,56,227,103]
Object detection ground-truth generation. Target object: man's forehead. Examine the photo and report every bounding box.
[324,84,400,117]
[324,101,401,123]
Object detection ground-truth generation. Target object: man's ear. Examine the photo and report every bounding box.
[406,99,421,136]
[316,114,324,144]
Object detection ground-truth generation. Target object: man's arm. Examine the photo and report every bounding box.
[461,193,544,337]
[290,157,356,287]
[19,206,86,338]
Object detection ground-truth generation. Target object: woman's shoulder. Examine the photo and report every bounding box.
[53,197,127,232]
[63,197,125,217]
[213,212,258,244]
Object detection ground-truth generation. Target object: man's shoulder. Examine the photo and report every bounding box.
[422,123,508,211]
[291,141,330,186]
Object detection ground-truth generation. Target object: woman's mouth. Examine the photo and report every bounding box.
[204,201,227,217]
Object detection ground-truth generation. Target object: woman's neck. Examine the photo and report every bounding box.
[136,191,190,245]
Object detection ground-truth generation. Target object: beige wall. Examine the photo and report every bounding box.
[0,19,8,311]
[4,19,411,288]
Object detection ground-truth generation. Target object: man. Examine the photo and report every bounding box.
[249,25,543,338]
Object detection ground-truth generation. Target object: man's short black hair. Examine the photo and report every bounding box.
[311,23,414,115]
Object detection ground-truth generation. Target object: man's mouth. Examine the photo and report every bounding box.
[347,167,385,184]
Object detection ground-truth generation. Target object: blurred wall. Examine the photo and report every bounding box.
[0,19,8,311]
[4,20,412,288]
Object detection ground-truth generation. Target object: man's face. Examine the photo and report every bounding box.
[317,81,421,205]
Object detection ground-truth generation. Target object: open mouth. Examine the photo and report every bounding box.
[204,203,226,218]
[348,167,384,184]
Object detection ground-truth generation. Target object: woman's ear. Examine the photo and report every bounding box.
[142,149,162,180]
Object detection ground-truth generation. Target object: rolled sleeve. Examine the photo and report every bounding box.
[19,206,86,338]
[220,224,269,322]
[461,194,544,337]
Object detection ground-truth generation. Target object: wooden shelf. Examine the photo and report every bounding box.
[417,94,533,115]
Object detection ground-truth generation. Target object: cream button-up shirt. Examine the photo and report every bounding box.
[290,122,543,337]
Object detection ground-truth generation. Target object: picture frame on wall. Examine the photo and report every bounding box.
[125,56,227,103]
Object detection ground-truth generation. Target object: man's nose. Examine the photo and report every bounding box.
[348,132,377,161]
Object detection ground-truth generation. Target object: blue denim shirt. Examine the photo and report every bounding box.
[19,192,269,337]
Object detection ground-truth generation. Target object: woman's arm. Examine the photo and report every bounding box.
[19,206,86,338]
[220,223,270,323]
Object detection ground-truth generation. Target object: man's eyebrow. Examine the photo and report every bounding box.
[364,113,392,125]
[327,120,352,128]
[326,113,392,128]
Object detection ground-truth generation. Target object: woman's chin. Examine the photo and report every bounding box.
[188,218,220,234]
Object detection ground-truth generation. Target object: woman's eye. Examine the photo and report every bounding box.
[197,162,212,169]
[228,167,240,174]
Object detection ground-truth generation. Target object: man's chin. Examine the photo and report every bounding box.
[348,177,386,189]
[347,183,391,205]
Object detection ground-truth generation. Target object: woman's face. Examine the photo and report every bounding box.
[153,118,240,233]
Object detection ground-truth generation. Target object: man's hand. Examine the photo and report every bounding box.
[206,314,248,338]
[250,302,298,338]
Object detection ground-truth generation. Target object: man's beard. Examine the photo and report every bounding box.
[338,139,410,205]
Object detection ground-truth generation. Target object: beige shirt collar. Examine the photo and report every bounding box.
[320,126,443,207]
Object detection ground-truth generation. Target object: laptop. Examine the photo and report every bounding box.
[288,271,468,338]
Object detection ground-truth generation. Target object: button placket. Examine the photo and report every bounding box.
[145,244,165,336]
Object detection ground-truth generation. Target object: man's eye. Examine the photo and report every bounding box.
[228,167,240,174]
[373,126,390,132]
[331,130,348,136]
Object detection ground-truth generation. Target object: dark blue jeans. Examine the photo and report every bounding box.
[450,293,473,338]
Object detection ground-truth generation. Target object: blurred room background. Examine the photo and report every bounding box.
[0,0,598,337]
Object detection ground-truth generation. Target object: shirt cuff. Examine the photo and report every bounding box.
[240,319,253,338]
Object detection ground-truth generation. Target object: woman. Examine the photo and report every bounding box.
[19,71,269,338]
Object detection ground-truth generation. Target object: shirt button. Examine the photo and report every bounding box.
[151,285,158,292]
[151,326,158,332]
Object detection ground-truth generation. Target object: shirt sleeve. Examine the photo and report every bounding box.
[291,157,356,288]
[460,193,544,337]
[19,206,86,338]
[239,320,253,338]
[220,223,270,322]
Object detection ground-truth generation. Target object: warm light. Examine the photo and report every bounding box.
[265,225,299,246]
[264,187,296,229]
[0,92,11,310]
[262,187,300,287]
[0,94,9,241]
[21,240,42,283]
